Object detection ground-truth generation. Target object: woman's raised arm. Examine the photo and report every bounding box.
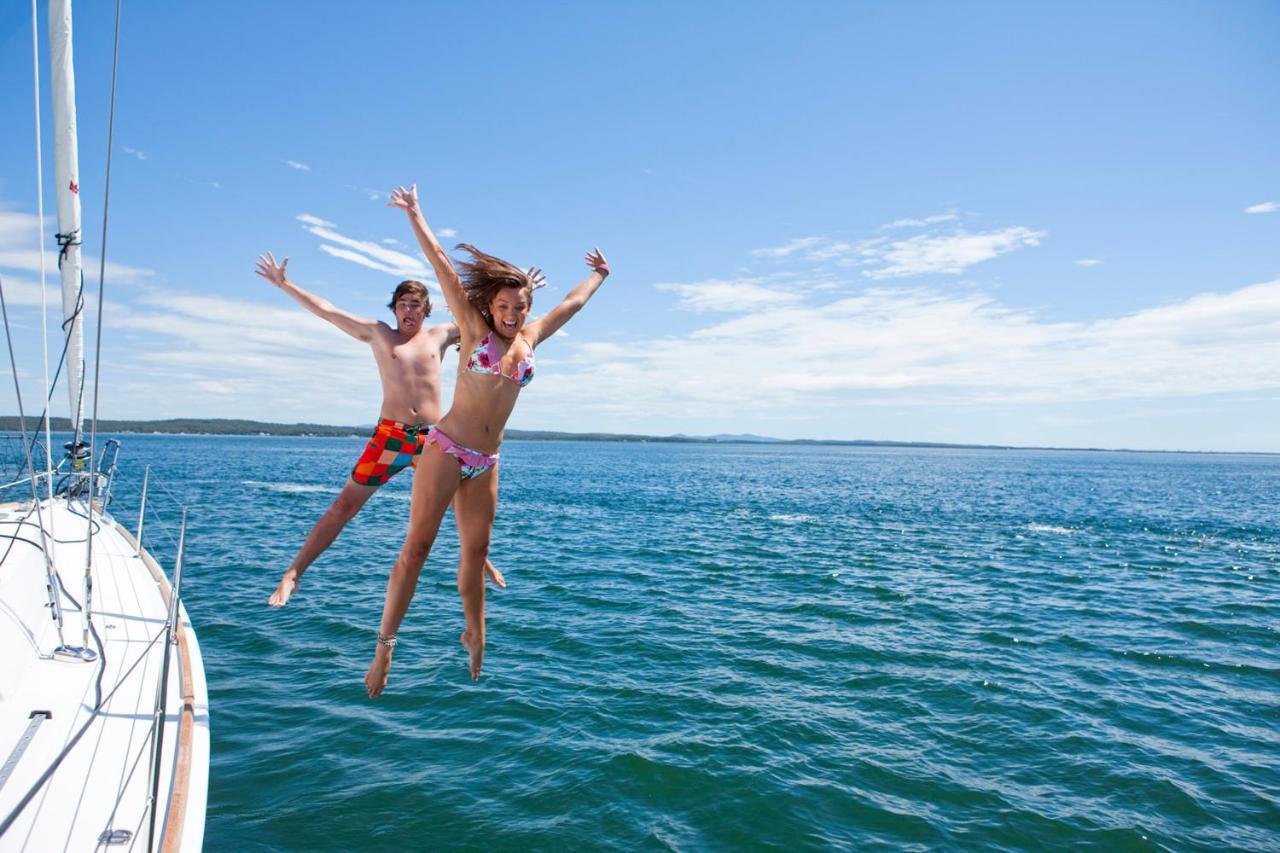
[389,184,486,335]
[525,248,611,346]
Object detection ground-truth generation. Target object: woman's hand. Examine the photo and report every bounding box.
[525,266,547,289]
[585,247,609,277]
[388,184,421,215]
[255,251,289,287]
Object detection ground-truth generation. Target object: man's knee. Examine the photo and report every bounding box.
[333,486,370,518]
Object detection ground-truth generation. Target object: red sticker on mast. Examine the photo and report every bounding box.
[69,181,79,194]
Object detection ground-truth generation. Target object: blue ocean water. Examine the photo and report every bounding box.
[97,436,1279,850]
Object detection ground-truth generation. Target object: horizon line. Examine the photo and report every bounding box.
[1,416,1276,458]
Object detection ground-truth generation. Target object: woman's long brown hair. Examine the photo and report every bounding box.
[455,243,534,329]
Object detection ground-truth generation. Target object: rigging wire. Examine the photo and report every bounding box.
[82,0,124,651]
[30,0,55,500]
[0,275,63,620]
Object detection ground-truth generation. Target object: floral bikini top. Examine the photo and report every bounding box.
[465,331,535,387]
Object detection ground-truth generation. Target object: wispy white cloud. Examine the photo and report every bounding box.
[751,220,1043,278]
[121,145,148,161]
[438,228,457,238]
[654,278,804,313]
[317,245,414,277]
[751,237,823,259]
[345,185,386,202]
[0,249,156,284]
[0,209,155,283]
[296,213,335,229]
[881,213,959,229]
[862,227,1045,278]
[1075,258,1103,267]
[101,288,381,421]
[807,240,862,262]
[175,173,221,190]
[0,210,43,247]
[1244,201,1278,214]
[518,276,1280,429]
[0,273,56,308]
[285,160,311,171]
[296,213,431,280]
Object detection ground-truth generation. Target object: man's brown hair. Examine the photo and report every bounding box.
[388,280,431,316]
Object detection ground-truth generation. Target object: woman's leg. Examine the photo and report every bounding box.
[451,489,506,589]
[453,464,500,680]
[365,445,459,698]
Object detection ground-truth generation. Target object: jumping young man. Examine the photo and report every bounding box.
[255,251,504,607]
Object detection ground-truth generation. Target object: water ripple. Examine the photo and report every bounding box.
[85,436,1280,850]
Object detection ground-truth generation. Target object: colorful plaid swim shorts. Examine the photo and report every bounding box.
[350,419,430,487]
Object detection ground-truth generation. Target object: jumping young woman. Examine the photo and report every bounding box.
[365,183,610,697]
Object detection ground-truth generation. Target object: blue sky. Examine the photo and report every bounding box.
[1,1,1277,451]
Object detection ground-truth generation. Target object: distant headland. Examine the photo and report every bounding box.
[1,416,1015,448]
[1,417,1272,455]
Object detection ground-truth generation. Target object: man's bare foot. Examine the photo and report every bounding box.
[460,629,484,681]
[365,646,393,698]
[484,560,506,589]
[268,571,299,607]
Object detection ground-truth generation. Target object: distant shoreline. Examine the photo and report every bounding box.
[2,416,1274,457]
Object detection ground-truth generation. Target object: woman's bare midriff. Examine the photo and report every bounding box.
[436,369,523,454]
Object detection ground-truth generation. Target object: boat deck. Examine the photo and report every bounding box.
[0,498,208,851]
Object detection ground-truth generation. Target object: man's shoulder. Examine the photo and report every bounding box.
[426,321,460,344]
[364,320,400,348]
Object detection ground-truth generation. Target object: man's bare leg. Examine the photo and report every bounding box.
[269,480,378,607]
[269,475,504,608]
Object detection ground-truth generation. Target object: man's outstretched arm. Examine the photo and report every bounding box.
[256,251,379,342]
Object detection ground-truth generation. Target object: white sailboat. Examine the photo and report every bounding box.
[0,1,210,850]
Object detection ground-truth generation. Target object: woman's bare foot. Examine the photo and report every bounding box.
[483,560,506,589]
[460,629,484,681]
[365,645,393,698]
[268,571,299,607]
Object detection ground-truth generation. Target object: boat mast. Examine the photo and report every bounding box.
[48,0,87,465]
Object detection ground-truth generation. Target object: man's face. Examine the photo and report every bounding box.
[395,295,426,331]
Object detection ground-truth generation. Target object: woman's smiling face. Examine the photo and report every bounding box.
[489,286,531,339]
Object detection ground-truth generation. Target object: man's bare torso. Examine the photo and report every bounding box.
[370,322,455,424]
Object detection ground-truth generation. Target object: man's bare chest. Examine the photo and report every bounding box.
[380,339,440,376]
